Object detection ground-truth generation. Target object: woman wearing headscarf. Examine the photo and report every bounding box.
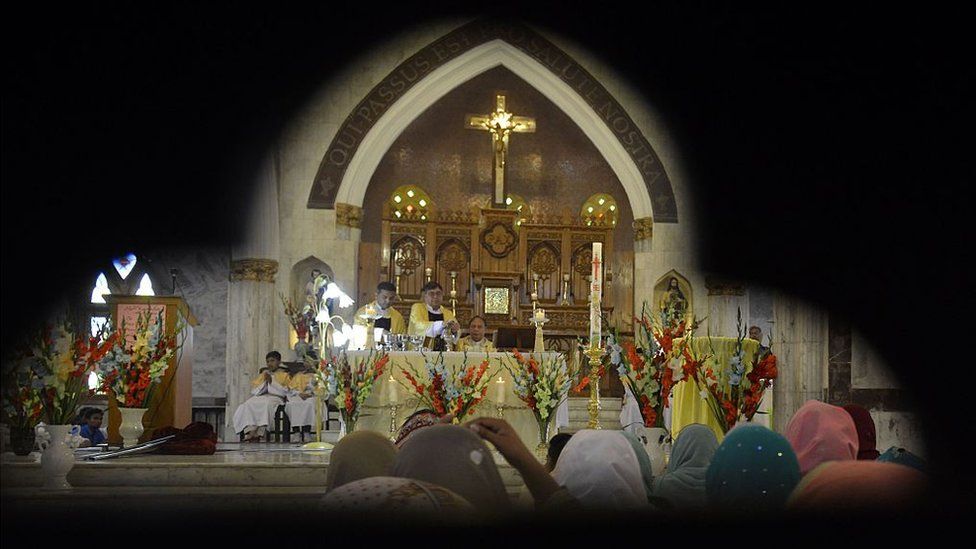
[706,424,801,512]
[393,424,511,515]
[320,476,476,518]
[550,429,648,510]
[842,403,880,460]
[620,430,655,501]
[785,400,859,475]
[878,446,927,473]
[325,431,398,491]
[651,423,718,511]
[393,409,439,448]
[788,460,929,512]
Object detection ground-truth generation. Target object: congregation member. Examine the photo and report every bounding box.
[325,431,397,491]
[393,424,511,515]
[785,399,859,475]
[843,403,881,460]
[878,446,928,473]
[550,429,649,510]
[353,281,406,345]
[706,424,801,512]
[79,407,106,446]
[456,315,495,352]
[544,433,572,473]
[232,351,290,442]
[788,460,929,512]
[408,281,460,348]
[320,476,475,517]
[651,423,718,511]
[393,409,439,448]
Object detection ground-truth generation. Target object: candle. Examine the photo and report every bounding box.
[532,273,539,281]
[388,374,398,403]
[535,308,546,321]
[589,242,602,348]
[425,267,432,276]
[495,376,505,405]
[563,273,570,282]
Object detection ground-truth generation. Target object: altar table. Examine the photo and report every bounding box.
[342,351,567,449]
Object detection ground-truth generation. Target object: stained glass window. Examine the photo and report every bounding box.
[389,185,433,222]
[135,273,155,296]
[91,273,110,304]
[113,253,138,279]
[580,193,618,227]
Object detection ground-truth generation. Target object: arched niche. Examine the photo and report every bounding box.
[651,270,694,327]
[290,256,335,305]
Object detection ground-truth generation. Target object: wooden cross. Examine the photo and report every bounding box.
[465,93,536,208]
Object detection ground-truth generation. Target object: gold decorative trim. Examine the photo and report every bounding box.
[705,276,746,296]
[335,202,363,229]
[230,259,279,283]
[633,217,654,241]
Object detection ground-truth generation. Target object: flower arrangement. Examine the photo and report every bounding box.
[1,352,44,429]
[20,320,116,425]
[686,309,778,432]
[97,309,183,408]
[315,349,390,432]
[280,293,312,345]
[501,349,575,453]
[399,352,494,423]
[609,302,700,429]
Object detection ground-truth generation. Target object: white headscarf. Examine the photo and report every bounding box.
[551,429,648,510]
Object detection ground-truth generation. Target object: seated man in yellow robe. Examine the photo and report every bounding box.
[457,315,496,353]
[284,363,317,441]
[232,351,289,442]
[408,281,460,348]
[353,281,406,348]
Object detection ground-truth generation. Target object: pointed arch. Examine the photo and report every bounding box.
[309,20,676,223]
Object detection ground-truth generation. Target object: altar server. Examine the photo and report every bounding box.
[284,364,317,439]
[785,399,859,475]
[232,351,289,442]
[408,282,459,345]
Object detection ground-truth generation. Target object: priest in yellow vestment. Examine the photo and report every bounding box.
[408,281,459,342]
[354,281,406,337]
[457,315,495,352]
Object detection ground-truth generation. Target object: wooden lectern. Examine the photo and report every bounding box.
[104,295,196,444]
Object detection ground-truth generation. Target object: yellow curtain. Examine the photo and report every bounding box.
[670,336,760,442]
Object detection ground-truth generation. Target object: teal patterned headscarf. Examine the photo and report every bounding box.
[705,424,801,511]
[878,446,927,473]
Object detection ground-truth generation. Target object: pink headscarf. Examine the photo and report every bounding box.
[788,461,928,512]
[785,400,859,475]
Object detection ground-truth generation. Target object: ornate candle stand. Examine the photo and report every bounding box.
[530,314,549,353]
[583,345,605,429]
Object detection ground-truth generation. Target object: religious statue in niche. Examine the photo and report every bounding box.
[658,277,688,329]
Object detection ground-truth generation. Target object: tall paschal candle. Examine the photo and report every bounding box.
[589,242,602,348]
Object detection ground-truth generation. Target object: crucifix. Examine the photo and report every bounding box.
[465,93,536,208]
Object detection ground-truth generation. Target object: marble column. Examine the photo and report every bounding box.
[771,292,828,434]
[224,155,281,440]
[705,276,749,337]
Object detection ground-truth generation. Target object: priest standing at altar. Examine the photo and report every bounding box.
[354,281,406,336]
[408,281,460,343]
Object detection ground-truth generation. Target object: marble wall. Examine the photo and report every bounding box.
[143,247,229,398]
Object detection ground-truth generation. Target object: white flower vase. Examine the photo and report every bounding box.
[644,427,669,477]
[38,424,77,491]
[118,407,148,448]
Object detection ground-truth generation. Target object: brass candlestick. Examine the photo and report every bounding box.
[583,346,605,429]
[302,390,334,450]
[394,274,402,298]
